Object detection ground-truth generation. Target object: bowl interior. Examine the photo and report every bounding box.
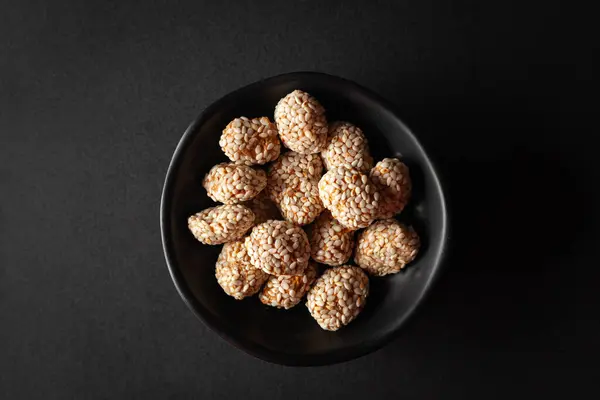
[161,73,448,365]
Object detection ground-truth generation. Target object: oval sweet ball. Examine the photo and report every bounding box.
[245,220,310,276]
[308,210,354,266]
[279,179,324,226]
[187,205,255,245]
[355,219,420,276]
[274,90,328,155]
[321,121,373,172]
[266,151,323,204]
[202,163,267,204]
[306,265,369,331]
[220,116,281,165]
[216,238,269,299]
[318,166,379,230]
[369,158,412,219]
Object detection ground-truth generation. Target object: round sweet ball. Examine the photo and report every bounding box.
[306,265,369,331]
[246,220,311,276]
[203,163,267,204]
[308,211,354,266]
[216,238,269,299]
[279,179,324,226]
[188,205,255,245]
[369,158,412,219]
[318,166,379,230]
[274,90,328,154]
[244,191,282,225]
[220,116,281,165]
[355,219,420,276]
[321,122,373,172]
[259,261,319,309]
[266,151,323,203]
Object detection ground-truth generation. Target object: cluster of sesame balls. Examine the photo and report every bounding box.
[186,90,421,331]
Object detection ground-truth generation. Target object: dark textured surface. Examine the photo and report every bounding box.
[0,0,596,398]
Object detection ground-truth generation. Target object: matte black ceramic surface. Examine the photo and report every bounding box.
[161,72,449,366]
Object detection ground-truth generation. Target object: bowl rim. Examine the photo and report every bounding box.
[160,71,450,366]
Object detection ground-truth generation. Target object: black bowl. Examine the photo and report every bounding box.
[160,72,449,366]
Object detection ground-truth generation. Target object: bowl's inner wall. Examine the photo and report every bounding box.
[165,76,446,358]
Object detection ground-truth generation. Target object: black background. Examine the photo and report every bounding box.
[1,0,597,398]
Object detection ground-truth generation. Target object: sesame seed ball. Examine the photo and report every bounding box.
[203,163,267,204]
[258,261,318,309]
[306,265,369,331]
[370,158,412,219]
[279,179,324,226]
[274,90,328,154]
[220,116,281,165]
[318,167,380,230]
[216,238,269,299]
[308,211,354,266]
[244,191,282,225]
[266,151,323,203]
[187,205,255,245]
[355,219,420,276]
[246,220,311,276]
[321,122,374,172]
